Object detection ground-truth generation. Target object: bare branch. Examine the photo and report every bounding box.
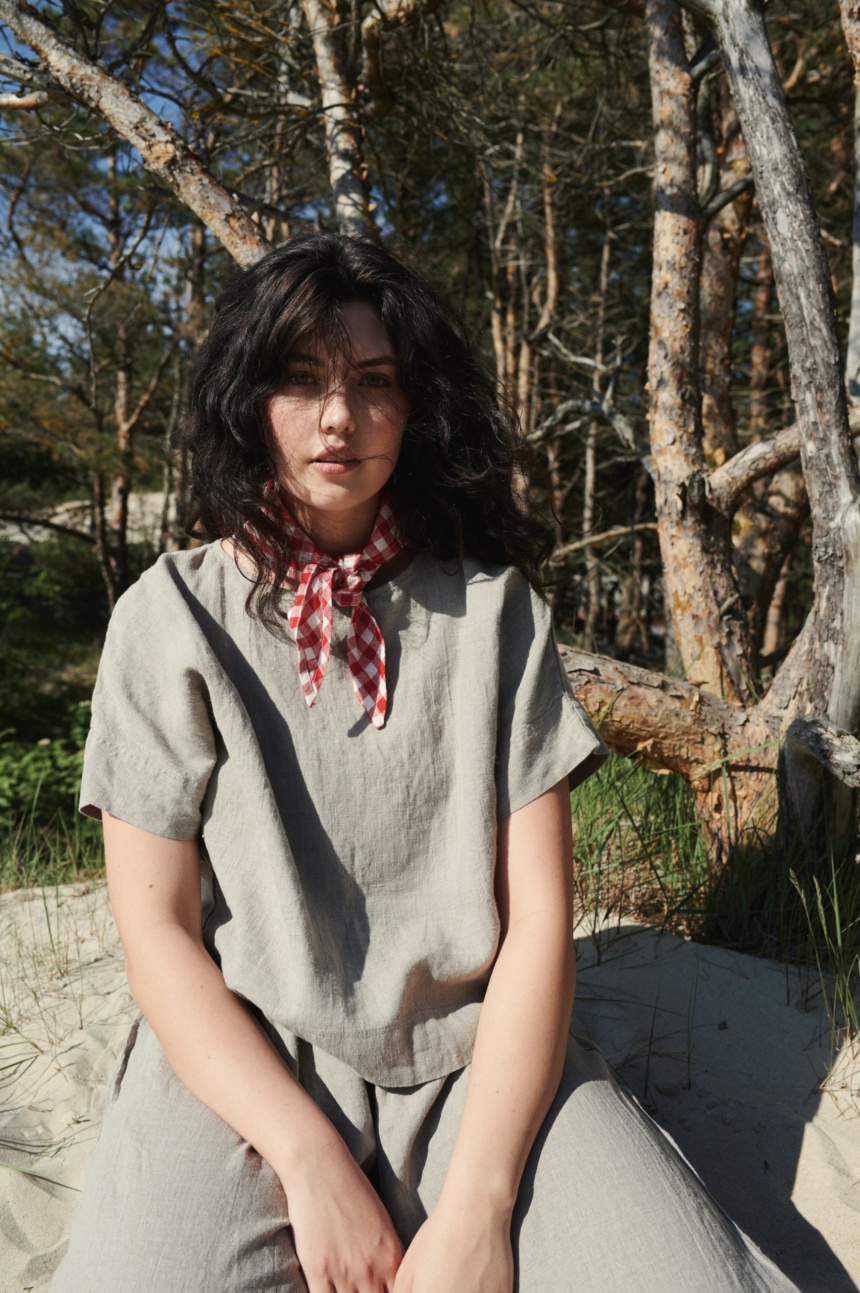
[0,0,269,266]
[0,511,93,543]
[707,407,860,516]
[122,340,177,437]
[702,173,753,220]
[0,348,65,386]
[0,88,55,108]
[552,523,658,560]
[690,43,721,85]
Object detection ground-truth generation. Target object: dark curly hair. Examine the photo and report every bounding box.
[177,232,553,623]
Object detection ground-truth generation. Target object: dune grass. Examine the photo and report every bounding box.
[0,811,103,892]
[570,755,860,1039]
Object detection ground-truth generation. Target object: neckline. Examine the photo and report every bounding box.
[214,536,422,597]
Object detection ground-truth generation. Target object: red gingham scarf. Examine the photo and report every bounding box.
[246,488,403,728]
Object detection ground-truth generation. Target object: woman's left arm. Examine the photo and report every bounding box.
[393,777,575,1293]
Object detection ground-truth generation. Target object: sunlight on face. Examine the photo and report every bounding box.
[266,300,410,551]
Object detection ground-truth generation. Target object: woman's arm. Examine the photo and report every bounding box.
[103,812,402,1293]
[393,777,575,1293]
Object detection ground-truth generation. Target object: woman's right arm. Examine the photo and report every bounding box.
[103,812,402,1293]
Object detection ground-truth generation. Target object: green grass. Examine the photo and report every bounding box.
[570,755,711,930]
[0,811,103,891]
[571,755,860,1040]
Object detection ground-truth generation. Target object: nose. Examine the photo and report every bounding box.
[321,383,356,440]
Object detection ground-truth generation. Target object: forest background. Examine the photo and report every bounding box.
[1,0,860,1015]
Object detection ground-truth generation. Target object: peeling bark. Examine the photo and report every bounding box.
[646,0,755,705]
[0,0,269,266]
[561,644,780,855]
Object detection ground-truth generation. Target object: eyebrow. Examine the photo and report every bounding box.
[287,353,398,368]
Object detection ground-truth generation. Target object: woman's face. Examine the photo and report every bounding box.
[266,300,409,545]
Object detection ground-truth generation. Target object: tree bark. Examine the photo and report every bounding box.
[0,0,269,267]
[761,553,791,660]
[841,3,860,400]
[705,409,860,515]
[662,0,860,862]
[615,469,652,659]
[646,0,755,706]
[779,717,860,861]
[699,78,752,466]
[299,0,373,235]
[687,0,860,738]
[748,240,773,433]
[582,235,611,650]
[561,644,780,845]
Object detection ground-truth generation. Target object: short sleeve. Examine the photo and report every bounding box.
[495,577,608,818]
[79,566,218,841]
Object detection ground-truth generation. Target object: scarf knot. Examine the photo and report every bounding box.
[328,563,369,607]
[245,489,403,728]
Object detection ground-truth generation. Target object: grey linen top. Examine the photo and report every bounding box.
[80,544,608,1085]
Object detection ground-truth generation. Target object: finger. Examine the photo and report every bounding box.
[303,1275,335,1293]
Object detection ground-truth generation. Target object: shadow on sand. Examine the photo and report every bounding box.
[571,917,859,1293]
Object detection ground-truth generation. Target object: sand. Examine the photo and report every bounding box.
[0,883,857,1292]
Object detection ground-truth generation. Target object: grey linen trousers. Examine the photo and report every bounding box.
[51,1018,797,1293]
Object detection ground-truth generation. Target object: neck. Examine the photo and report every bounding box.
[289,494,381,557]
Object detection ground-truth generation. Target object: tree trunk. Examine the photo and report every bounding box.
[699,78,752,466]
[748,239,773,433]
[842,2,860,401]
[582,420,600,650]
[89,470,117,612]
[299,0,373,235]
[615,469,651,660]
[691,0,860,734]
[646,0,755,716]
[761,553,791,661]
[662,0,860,862]
[561,644,780,852]
[582,235,611,651]
[105,159,131,594]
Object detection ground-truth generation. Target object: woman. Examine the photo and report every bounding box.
[52,233,797,1293]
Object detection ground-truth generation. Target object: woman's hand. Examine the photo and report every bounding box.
[392,1196,514,1293]
[103,814,400,1291]
[282,1135,404,1293]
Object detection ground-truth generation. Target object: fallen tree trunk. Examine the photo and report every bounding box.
[560,645,780,862]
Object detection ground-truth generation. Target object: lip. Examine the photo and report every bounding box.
[312,458,360,475]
